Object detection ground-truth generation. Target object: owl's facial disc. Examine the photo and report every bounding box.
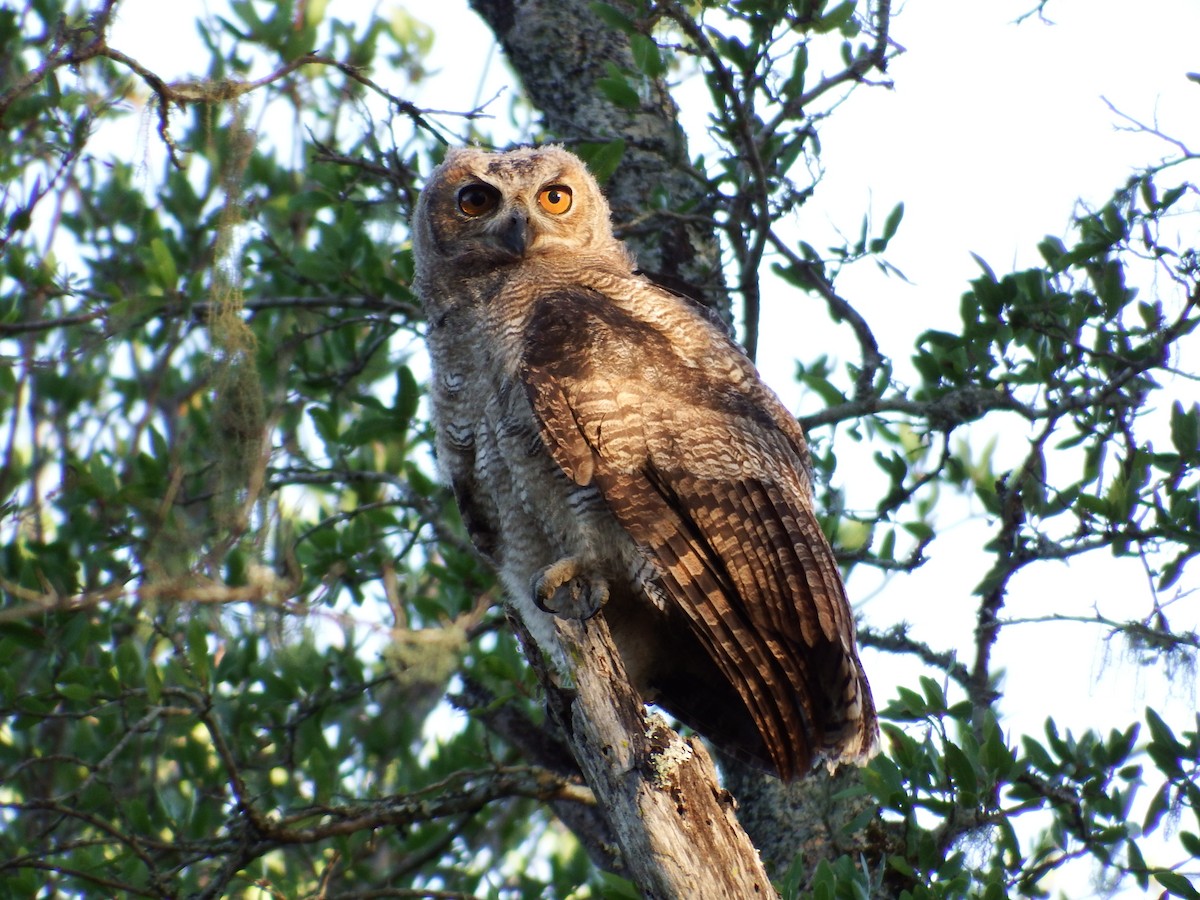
[444,163,581,264]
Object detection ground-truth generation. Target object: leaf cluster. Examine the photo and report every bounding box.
[859,685,1200,899]
[1,0,596,895]
[1,0,1198,896]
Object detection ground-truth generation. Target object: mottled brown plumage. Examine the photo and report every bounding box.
[412,145,877,779]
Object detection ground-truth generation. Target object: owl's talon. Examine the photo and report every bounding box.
[533,558,609,620]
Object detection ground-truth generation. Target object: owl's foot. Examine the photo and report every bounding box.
[532,557,609,620]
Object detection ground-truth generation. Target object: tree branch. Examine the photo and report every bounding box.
[859,624,972,690]
[449,676,625,875]
[511,609,776,896]
[765,0,898,135]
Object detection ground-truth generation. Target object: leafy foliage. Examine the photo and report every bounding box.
[1,0,1198,897]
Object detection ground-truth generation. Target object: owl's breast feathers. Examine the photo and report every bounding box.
[518,278,878,779]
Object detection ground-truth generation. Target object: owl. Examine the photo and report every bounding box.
[412,145,877,780]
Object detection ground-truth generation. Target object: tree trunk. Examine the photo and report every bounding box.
[469,0,890,894]
[468,0,729,319]
[513,611,775,899]
[719,757,890,887]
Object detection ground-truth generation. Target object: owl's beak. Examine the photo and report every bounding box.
[498,212,529,257]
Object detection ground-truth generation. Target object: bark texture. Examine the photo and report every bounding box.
[516,612,775,899]
[469,0,729,318]
[720,757,887,885]
[468,1,889,895]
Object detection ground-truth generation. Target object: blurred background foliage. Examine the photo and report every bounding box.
[1,0,1198,897]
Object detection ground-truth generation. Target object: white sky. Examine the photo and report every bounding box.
[103,0,1200,893]
[792,0,1199,732]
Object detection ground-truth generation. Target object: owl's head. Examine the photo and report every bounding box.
[412,145,631,287]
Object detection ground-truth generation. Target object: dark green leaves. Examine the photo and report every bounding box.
[0,0,580,894]
[1156,871,1200,900]
[867,698,1197,898]
[596,66,642,109]
[906,170,1200,605]
[1171,401,1200,459]
[631,32,666,77]
[3,0,1198,897]
[812,1,858,35]
[590,1,636,33]
[575,138,628,183]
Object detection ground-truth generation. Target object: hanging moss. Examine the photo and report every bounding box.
[208,106,266,533]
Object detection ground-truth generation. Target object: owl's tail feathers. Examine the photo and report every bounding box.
[814,654,880,774]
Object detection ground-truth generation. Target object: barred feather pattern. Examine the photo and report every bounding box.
[413,145,878,780]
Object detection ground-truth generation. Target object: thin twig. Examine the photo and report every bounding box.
[767,230,885,401]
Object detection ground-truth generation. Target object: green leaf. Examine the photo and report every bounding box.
[797,369,847,407]
[1038,235,1068,269]
[309,405,340,445]
[575,139,627,183]
[56,681,94,702]
[1170,401,1199,458]
[115,640,144,686]
[145,658,162,704]
[981,722,1016,777]
[596,74,641,110]
[1158,553,1188,591]
[589,1,636,33]
[881,201,904,241]
[813,0,856,33]
[709,28,754,71]
[186,615,211,685]
[395,365,421,429]
[1159,184,1187,210]
[783,42,808,96]
[342,415,406,446]
[883,686,929,720]
[125,797,154,834]
[288,190,331,213]
[944,742,979,802]
[903,521,934,542]
[594,871,641,899]
[229,0,265,35]
[1144,783,1171,834]
[918,675,946,711]
[877,528,896,561]
[1127,840,1150,888]
[1146,707,1185,755]
[630,33,665,77]
[1180,831,1200,858]
[970,252,996,280]
[1155,871,1200,899]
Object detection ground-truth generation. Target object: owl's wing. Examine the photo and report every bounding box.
[519,283,877,779]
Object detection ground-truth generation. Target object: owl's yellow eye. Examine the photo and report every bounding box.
[537,185,573,215]
[457,184,499,217]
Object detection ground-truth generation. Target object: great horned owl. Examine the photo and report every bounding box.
[412,145,877,780]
